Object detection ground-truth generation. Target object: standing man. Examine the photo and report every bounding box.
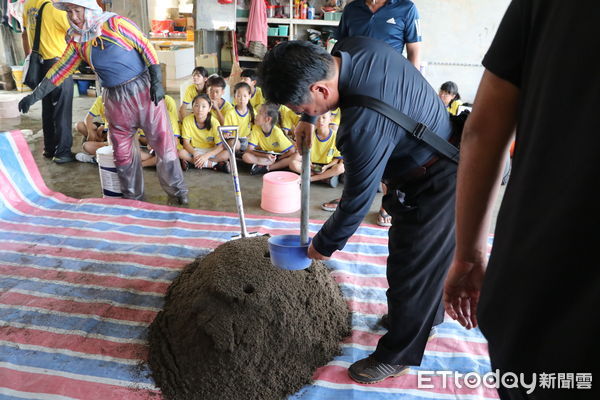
[259,38,455,384]
[444,1,598,399]
[322,0,422,226]
[22,0,74,163]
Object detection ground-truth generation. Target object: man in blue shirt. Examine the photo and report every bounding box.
[336,0,421,68]
[259,38,455,384]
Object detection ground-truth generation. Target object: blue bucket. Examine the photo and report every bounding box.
[268,235,312,270]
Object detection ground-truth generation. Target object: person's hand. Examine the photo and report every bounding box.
[148,64,165,106]
[443,258,486,329]
[294,120,314,155]
[307,242,330,260]
[87,128,98,142]
[193,153,210,168]
[18,95,34,114]
[267,154,277,163]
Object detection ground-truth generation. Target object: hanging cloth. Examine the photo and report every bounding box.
[246,0,267,49]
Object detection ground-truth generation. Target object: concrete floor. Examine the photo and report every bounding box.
[1,89,505,230]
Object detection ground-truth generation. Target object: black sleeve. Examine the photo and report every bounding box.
[311,116,396,256]
[482,0,526,88]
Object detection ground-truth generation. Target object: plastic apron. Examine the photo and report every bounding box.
[103,71,187,200]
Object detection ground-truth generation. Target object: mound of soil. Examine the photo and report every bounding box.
[148,236,351,400]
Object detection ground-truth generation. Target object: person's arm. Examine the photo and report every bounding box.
[178,103,188,122]
[443,69,519,329]
[84,113,99,141]
[19,42,82,113]
[406,42,421,70]
[22,28,30,55]
[311,123,395,258]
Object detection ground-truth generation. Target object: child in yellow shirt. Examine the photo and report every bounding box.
[240,68,265,109]
[289,111,344,187]
[179,94,230,173]
[179,66,209,121]
[279,104,300,141]
[223,82,255,154]
[206,75,233,125]
[242,102,296,175]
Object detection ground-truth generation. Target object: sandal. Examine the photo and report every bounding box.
[377,209,392,227]
[321,197,340,212]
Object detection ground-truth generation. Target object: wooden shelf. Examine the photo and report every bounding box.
[238,56,261,62]
[236,17,339,26]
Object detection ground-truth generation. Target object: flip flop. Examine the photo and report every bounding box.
[321,197,340,212]
[377,209,392,227]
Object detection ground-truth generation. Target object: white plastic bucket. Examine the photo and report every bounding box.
[0,95,20,118]
[96,146,123,198]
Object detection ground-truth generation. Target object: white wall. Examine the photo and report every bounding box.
[414,0,511,102]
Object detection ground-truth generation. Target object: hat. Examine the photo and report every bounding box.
[53,0,102,11]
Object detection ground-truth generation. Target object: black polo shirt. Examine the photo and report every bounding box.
[312,36,452,256]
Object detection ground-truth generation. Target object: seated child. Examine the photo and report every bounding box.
[279,104,300,141]
[179,94,230,173]
[242,102,296,175]
[438,81,463,116]
[179,66,209,121]
[289,111,344,188]
[75,95,108,143]
[223,82,255,154]
[206,75,233,125]
[240,68,265,109]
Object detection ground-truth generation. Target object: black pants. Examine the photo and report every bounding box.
[41,58,73,158]
[372,158,457,366]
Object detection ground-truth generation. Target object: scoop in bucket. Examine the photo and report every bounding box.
[269,143,312,270]
[268,235,312,270]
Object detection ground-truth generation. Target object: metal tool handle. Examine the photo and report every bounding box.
[218,127,248,237]
[300,141,311,245]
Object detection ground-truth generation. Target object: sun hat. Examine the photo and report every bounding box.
[53,0,102,12]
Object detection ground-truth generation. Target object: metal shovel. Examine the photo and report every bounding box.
[218,126,260,239]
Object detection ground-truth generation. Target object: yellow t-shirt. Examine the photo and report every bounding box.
[210,99,234,121]
[279,105,300,134]
[164,95,181,138]
[223,106,253,138]
[447,99,464,116]
[88,96,107,124]
[311,128,342,164]
[182,84,203,105]
[250,86,266,109]
[330,107,342,130]
[248,125,294,154]
[23,0,70,60]
[181,114,222,149]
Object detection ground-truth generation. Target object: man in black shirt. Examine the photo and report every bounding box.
[444,1,598,399]
[259,37,456,383]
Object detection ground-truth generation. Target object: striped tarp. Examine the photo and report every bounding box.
[0,130,498,400]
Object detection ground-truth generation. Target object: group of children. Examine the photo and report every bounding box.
[76,67,345,188]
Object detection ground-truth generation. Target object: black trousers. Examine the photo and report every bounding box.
[41,58,73,158]
[372,158,457,366]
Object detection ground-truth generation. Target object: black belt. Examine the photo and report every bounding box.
[384,155,440,187]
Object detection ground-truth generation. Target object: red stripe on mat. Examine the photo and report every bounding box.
[0,326,148,361]
[0,292,157,324]
[0,367,160,399]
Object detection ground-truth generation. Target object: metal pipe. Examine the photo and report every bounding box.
[300,143,310,245]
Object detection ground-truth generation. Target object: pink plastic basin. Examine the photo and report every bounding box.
[261,171,301,213]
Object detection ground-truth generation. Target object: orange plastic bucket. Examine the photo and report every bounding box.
[261,171,300,213]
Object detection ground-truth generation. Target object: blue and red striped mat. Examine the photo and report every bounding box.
[0,130,498,399]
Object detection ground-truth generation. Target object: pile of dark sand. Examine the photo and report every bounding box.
[148,236,351,400]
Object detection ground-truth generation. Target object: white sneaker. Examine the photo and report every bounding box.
[75,152,96,164]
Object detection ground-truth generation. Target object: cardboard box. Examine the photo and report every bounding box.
[195,53,219,75]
